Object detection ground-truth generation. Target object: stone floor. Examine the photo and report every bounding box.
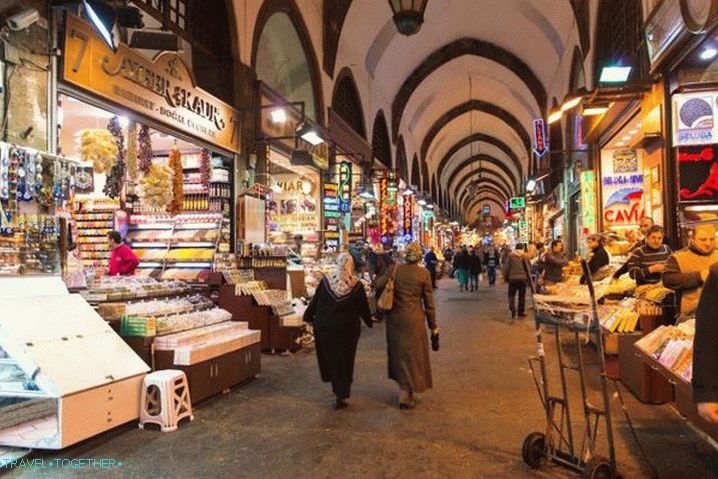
[6,279,718,478]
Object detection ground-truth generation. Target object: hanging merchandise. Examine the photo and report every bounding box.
[200,148,211,188]
[140,163,173,208]
[137,125,153,174]
[125,121,139,202]
[103,116,126,199]
[0,143,8,200]
[168,146,183,214]
[77,129,118,173]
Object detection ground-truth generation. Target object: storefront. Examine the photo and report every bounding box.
[256,84,327,259]
[58,13,240,283]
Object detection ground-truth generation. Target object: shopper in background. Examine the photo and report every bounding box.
[693,262,718,423]
[483,244,500,286]
[663,224,718,316]
[469,246,483,291]
[542,239,569,285]
[349,240,366,275]
[502,244,530,318]
[444,247,455,278]
[454,245,471,292]
[375,242,438,410]
[627,225,673,285]
[107,230,139,276]
[424,247,439,289]
[580,234,610,284]
[303,253,372,410]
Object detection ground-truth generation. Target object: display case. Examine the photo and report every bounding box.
[0,278,149,449]
[0,215,62,277]
[72,198,119,270]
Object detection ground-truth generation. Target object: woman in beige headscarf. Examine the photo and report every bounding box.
[375,242,439,409]
[303,253,372,409]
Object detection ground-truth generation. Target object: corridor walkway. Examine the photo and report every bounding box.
[11,280,718,478]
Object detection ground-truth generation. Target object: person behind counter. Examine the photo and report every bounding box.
[663,224,718,316]
[626,225,672,285]
[580,234,609,284]
[541,239,569,285]
[107,230,139,276]
[613,217,655,280]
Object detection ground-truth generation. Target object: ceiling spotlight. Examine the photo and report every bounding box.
[582,104,609,116]
[118,116,130,128]
[599,65,632,83]
[560,95,582,112]
[297,123,324,145]
[83,0,117,52]
[547,109,562,124]
[701,47,718,60]
[270,108,287,124]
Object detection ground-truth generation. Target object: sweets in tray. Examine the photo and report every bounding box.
[81,277,191,302]
[635,320,695,382]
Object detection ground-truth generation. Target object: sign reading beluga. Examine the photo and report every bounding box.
[61,13,240,153]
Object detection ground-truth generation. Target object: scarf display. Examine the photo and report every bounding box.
[326,252,358,298]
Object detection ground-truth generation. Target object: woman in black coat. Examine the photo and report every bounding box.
[304,253,372,409]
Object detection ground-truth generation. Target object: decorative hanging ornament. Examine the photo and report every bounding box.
[168,146,183,214]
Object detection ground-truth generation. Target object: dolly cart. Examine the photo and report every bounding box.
[521,260,621,479]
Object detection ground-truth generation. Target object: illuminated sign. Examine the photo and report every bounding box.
[580,170,596,234]
[509,197,526,210]
[403,194,413,237]
[678,145,718,202]
[323,183,340,247]
[601,149,645,226]
[533,119,548,157]
[339,162,352,213]
[482,205,490,216]
[380,176,389,237]
[672,92,718,146]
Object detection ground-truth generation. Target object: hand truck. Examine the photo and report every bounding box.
[521,259,621,479]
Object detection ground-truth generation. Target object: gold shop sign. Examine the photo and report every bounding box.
[62,14,240,153]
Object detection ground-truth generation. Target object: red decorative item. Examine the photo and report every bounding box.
[168,146,184,214]
[199,148,211,188]
[137,125,153,174]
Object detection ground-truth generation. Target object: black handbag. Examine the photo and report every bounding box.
[431,332,440,351]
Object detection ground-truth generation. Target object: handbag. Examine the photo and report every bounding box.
[377,265,398,312]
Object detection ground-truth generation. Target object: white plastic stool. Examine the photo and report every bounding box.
[139,370,194,432]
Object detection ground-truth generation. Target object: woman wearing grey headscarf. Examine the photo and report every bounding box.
[303,253,372,409]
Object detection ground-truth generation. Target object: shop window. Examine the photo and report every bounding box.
[372,111,392,168]
[255,13,318,122]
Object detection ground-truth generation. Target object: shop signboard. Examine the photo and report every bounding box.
[677,144,718,202]
[379,176,389,239]
[339,162,352,214]
[672,92,718,146]
[600,149,645,227]
[482,204,491,216]
[267,174,320,241]
[323,182,340,248]
[61,14,240,153]
[532,119,548,157]
[580,170,597,234]
[403,194,414,237]
[509,197,526,210]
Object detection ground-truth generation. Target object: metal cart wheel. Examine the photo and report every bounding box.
[583,456,616,479]
[521,432,548,469]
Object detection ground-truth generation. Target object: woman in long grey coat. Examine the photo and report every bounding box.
[375,242,438,409]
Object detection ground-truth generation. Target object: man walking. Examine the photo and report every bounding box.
[483,244,500,286]
[469,246,483,291]
[502,244,530,318]
[424,247,439,289]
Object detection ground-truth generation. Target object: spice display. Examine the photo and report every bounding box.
[137,124,153,174]
[77,129,118,173]
[199,148,211,188]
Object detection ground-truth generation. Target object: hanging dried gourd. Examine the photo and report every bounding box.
[103,116,126,199]
[126,121,138,180]
[137,124,153,174]
[76,129,118,173]
[199,148,211,189]
[168,146,183,214]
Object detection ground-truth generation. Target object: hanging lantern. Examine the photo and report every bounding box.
[387,0,428,36]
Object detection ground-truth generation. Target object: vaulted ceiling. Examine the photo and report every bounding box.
[329,0,589,222]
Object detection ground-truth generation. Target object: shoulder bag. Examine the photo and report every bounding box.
[377,265,398,312]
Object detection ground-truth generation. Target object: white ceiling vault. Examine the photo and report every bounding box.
[236,0,593,221]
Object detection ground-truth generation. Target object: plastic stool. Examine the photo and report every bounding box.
[139,370,194,432]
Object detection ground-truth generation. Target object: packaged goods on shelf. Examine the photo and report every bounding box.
[235,281,267,296]
[252,289,289,306]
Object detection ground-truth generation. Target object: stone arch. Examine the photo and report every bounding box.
[420,100,531,162]
[437,134,523,185]
[459,178,513,207]
[322,0,353,77]
[547,97,564,190]
[570,0,590,58]
[445,154,520,194]
[392,38,547,141]
[466,197,505,218]
[372,110,392,168]
[331,67,366,138]
[421,157,430,193]
[454,171,514,204]
[252,0,324,123]
[396,137,408,182]
[462,185,509,210]
[431,175,438,202]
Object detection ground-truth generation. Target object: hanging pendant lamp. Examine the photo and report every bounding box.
[387,0,428,36]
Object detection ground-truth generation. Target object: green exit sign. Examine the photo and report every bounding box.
[509,197,525,209]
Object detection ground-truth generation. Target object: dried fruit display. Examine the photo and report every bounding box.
[103,117,126,199]
[199,148,211,188]
[76,129,118,173]
[168,147,183,214]
[137,125,153,174]
[126,121,138,180]
[139,163,173,208]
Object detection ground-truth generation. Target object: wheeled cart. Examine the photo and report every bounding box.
[521,260,621,479]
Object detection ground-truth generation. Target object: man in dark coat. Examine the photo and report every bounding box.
[693,262,718,423]
[502,243,530,317]
[424,247,438,288]
[469,246,483,291]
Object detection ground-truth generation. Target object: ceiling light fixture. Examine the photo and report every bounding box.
[83,0,117,52]
[387,0,428,36]
[701,47,718,60]
[599,65,632,83]
[270,108,287,124]
[560,95,582,112]
[582,105,609,116]
[547,109,562,124]
[296,123,324,145]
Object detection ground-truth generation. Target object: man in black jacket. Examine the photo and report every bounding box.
[693,262,718,423]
